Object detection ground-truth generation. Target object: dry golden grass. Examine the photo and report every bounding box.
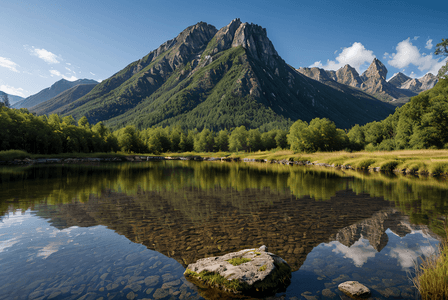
[413,231,448,300]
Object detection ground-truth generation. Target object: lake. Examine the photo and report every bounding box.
[0,161,446,299]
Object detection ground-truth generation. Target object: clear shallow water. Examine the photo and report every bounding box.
[0,161,446,299]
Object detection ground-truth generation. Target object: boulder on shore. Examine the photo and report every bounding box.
[184,245,291,297]
[338,281,371,299]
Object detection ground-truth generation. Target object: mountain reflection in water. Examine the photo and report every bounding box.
[0,161,446,299]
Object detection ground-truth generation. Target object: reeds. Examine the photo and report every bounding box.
[413,228,448,299]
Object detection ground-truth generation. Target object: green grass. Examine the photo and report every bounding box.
[413,237,448,299]
[184,269,247,292]
[0,150,30,161]
[227,257,251,266]
[259,264,267,272]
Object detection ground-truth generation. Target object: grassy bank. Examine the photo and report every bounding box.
[224,149,448,175]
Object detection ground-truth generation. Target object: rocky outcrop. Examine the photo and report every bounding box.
[387,72,412,87]
[419,73,438,90]
[338,281,371,298]
[297,59,439,105]
[202,18,280,71]
[336,64,363,87]
[184,245,291,296]
[297,67,334,83]
[361,58,387,82]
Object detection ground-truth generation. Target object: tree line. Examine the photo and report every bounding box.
[1,78,447,156]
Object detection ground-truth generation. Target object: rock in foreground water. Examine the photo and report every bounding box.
[338,281,371,298]
[184,245,291,297]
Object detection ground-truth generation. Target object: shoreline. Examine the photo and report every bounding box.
[1,154,445,177]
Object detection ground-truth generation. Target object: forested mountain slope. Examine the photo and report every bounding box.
[53,19,395,130]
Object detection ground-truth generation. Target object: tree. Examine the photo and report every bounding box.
[229,126,248,152]
[435,38,448,79]
[215,129,229,151]
[78,116,90,129]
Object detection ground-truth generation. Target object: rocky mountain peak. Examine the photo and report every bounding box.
[177,22,217,50]
[361,58,387,81]
[232,21,279,68]
[387,72,411,87]
[205,19,280,70]
[336,64,362,87]
[297,67,333,82]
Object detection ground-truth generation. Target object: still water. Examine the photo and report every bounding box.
[0,161,446,299]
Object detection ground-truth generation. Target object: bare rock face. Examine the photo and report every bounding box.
[361,58,387,81]
[387,72,412,87]
[336,64,362,87]
[184,245,291,297]
[419,73,438,90]
[338,281,371,298]
[389,72,438,93]
[297,67,334,82]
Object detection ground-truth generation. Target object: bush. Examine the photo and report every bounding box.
[0,150,30,161]
[379,160,400,171]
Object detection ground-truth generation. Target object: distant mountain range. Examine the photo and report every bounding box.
[297,59,438,106]
[30,83,98,116]
[13,78,98,109]
[0,91,24,105]
[387,72,438,93]
[30,19,393,130]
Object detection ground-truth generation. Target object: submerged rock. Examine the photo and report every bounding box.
[184,245,291,297]
[338,281,371,298]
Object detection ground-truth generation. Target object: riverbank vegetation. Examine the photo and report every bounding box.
[0,79,447,157]
[413,229,448,300]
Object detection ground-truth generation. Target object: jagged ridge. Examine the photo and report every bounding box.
[41,19,395,130]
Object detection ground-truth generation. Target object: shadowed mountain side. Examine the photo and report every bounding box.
[30,83,97,115]
[35,187,394,272]
[53,19,394,130]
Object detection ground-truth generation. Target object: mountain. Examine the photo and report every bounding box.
[388,72,438,93]
[13,78,98,109]
[298,59,427,106]
[52,19,395,130]
[0,91,24,105]
[30,83,98,115]
[387,72,412,87]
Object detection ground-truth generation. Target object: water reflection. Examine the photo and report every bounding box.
[0,161,447,299]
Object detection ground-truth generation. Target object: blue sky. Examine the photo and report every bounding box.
[1,0,447,98]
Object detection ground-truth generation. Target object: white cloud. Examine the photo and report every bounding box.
[26,46,60,64]
[50,69,62,77]
[388,37,447,75]
[425,39,433,50]
[66,63,71,66]
[310,42,375,73]
[0,57,19,73]
[410,71,417,78]
[330,238,377,267]
[0,84,26,97]
[90,71,96,76]
[49,69,78,81]
[414,36,420,41]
